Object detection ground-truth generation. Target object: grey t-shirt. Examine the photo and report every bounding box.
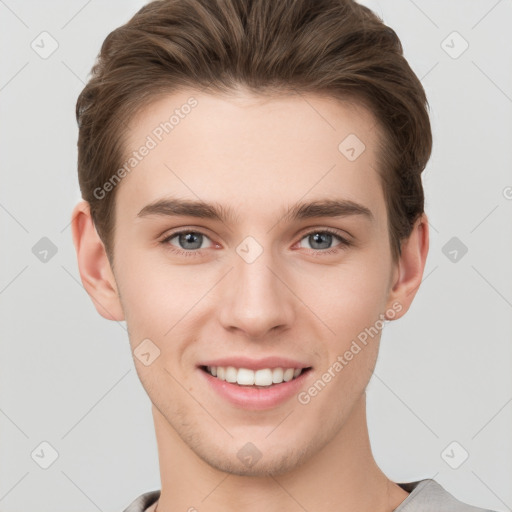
[122,478,498,512]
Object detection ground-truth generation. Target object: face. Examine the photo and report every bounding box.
[110,88,401,476]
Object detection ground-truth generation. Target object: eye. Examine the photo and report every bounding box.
[162,230,214,256]
[297,228,351,253]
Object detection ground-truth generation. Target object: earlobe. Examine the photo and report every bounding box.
[71,200,125,321]
[386,213,430,320]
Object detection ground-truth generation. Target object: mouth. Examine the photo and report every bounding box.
[200,365,312,388]
[197,356,314,409]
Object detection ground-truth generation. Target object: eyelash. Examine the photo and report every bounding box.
[160,227,352,257]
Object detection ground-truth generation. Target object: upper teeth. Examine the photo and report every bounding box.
[207,366,303,386]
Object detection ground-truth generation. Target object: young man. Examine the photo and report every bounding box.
[71,1,498,511]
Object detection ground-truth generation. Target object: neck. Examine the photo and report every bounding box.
[152,393,409,512]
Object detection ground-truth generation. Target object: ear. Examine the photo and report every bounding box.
[71,200,124,321]
[385,213,429,320]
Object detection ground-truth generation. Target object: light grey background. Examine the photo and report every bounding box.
[1,0,511,511]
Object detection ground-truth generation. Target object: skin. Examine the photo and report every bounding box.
[72,88,429,512]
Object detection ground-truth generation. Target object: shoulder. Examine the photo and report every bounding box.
[395,479,499,512]
[122,490,160,512]
[121,481,500,512]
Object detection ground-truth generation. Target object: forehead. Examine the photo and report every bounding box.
[118,88,386,229]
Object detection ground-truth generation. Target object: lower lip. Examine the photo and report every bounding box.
[199,367,311,410]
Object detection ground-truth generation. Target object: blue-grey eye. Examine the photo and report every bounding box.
[164,231,213,252]
[300,232,341,250]
[176,232,204,250]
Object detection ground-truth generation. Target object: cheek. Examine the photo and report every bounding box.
[114,246,226,383]
[115,252,216,346]
[304,257,391,337]
[305,270,386,408]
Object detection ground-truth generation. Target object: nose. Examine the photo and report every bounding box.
[218,244,295,340]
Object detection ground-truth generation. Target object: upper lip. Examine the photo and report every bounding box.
[199,356,311,371]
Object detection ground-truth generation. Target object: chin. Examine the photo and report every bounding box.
[201,447,311,478]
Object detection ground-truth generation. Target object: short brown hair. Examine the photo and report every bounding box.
[76,0,432,264]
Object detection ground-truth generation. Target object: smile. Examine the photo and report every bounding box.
[198,357,313,409]
[202,365,309,387]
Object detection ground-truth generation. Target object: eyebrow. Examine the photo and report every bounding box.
[137,197,374,224]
